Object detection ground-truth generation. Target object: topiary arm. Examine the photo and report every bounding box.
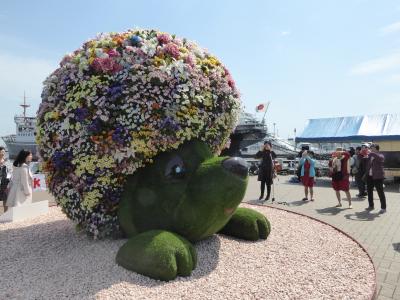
[116,230,197,281]
[219,207,271,241]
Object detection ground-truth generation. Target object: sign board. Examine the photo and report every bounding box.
[33,174,47,191]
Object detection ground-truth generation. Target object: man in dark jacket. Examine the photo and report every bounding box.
[365,144,386,213]
[354,146,368,198]
[255,141,277,201]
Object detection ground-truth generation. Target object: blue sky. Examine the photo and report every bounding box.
[1,0,400,140]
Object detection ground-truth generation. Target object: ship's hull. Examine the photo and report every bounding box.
[1,139,38,160]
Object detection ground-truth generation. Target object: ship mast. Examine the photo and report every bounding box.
[20,91,30,119]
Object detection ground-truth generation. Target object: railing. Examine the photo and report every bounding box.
[1,135,16,143]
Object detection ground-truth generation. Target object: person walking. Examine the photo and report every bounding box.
[6,150,33,209]
[365,144,387,213]
[299,150,316,201]
[329,148,352,208]
[255,141,277,201]
[0,146,11,212]
[353,146,368,198]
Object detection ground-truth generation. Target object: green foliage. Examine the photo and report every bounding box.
[118,140,248,242]
[219,207,271,241]
[116,230,197,281]
[115,140,270,281]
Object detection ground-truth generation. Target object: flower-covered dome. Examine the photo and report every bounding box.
[36,29,241,238]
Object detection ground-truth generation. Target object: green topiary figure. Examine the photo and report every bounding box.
[36,28,271,281]
[116,139,270,281]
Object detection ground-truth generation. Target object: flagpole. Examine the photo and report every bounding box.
[261,102,270,124]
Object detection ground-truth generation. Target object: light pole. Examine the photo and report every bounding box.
[273,123,276,137]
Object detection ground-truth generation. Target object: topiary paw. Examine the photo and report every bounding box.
[219,207,271,241]
[116,230,197,281]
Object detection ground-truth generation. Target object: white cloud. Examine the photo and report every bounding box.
[380,21,400,35]
[350,52,400,75]
[281,31,291,36]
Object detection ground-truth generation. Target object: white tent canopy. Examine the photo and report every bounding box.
[296,114,400,143]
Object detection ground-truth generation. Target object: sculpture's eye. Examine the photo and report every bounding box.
[165,155,186,179]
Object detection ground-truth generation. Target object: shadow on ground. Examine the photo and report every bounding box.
[393,243,400,253]
[349,197,367,202]
[287,200,310,207]
[344,210,381,221]
[315,206,348,216]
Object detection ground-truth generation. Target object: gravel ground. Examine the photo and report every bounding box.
[0,204,375,300]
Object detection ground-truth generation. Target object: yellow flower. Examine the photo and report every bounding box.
[44,111,60,121]
[81,189,102,210]
[153,56,165,66]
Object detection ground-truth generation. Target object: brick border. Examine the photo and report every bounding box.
[245,202,378,300]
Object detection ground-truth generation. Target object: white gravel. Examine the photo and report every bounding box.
[0,204,375,300]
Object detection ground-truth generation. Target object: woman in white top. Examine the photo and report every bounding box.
[6,150,33,208]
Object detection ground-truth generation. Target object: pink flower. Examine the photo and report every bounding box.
[227,76,235,89]
[157,33,171,45]
[92,57,122,74]
[107,49,120,58]
[184,54,195,67]
[224,67,235,88]
[60,54,73,66]
[164,43,180,59]
[125,46,135,53]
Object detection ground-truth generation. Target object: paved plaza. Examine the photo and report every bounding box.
[244,175,400,300]
[1,175,399,299]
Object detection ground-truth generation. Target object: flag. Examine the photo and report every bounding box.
[256,102,269,112]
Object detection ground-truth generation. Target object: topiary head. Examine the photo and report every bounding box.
[119,139,248,241]
[36,29,241,238]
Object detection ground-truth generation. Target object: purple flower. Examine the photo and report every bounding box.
[112,126,130,145]
[74,108,89,122]
[161,117,181,131]
[86,176,96,185]
[103,187,122,204]
[52,150,73,171]
[88,118,103,134]
[107,84,123,101]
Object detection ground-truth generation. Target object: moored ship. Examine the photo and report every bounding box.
[222,110,298,158]
[1,95,37,160]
